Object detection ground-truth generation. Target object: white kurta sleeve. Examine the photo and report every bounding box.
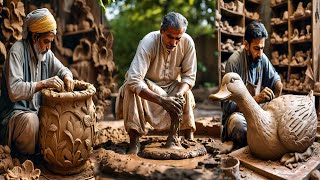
[126,41,152,94]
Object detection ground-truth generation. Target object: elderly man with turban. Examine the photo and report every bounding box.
[0,8,74,155]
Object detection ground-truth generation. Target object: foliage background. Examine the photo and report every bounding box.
[102,0,215,85]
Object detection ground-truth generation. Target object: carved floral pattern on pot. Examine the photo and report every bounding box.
[39,80,96,175]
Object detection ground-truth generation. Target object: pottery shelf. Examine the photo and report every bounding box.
[269,0,320,112]
[216,0,263,84]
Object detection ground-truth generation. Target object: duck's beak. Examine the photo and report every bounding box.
[208,84,232,101]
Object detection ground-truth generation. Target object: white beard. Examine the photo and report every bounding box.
[37,53,46,62]
[34,42,46,62]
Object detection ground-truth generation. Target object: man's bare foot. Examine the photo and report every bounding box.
[128,130,140,154]
[128,142,140,154]
[219,141,234,154]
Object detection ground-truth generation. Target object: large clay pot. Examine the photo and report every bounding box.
[39,80,96,175]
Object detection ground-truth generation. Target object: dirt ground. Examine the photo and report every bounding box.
[1,87,320,179]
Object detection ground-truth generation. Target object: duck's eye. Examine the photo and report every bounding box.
[230,78,235,83]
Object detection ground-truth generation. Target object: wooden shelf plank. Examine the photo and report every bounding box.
[271,21,288,26]
[290,14,312,22]
[220,7,244,18]
[270,1,287,8]
[246,0,261,5]
[290,38,312,44]
[221,29,244,37]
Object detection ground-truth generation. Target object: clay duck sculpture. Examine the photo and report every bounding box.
[209,72,317,162]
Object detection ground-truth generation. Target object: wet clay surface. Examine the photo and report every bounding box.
[0,120,268,179]
[141,139,207,160]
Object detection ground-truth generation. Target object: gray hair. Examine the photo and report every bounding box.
[161,12,188,32]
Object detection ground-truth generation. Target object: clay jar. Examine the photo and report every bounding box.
[39,80,96,175]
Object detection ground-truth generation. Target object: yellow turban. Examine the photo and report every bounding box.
[25,8,57,35]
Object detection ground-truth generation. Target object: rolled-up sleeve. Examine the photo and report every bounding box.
[181,36,197,87]
[6,49,36,102]
[126,42,150,94]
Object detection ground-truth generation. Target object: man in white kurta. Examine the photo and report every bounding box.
[116,12,197,154]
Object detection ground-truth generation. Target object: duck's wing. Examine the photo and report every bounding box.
[277,95,317,152]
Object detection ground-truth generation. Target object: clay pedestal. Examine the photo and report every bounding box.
[39,80,96,175]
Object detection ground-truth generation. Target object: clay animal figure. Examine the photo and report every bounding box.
[209,72,317,163]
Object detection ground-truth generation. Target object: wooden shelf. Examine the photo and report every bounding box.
[270,1,287,8]
[246,0,261,5]
[290,14,312,22]
[221,29,244,37]
[220,7,244,18]
[271,20,288,26]
[290,39,312,44]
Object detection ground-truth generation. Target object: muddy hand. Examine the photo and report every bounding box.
[63,75,74,92]
[161,96,183,115]
[41,76,64,91]
[175,92,186,108]
[255,87,275,104]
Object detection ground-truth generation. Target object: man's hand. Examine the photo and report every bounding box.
[254,87,275,104]
[160,96,183,115]
[63,75,74,92]
[41,76,64,91]
[175,92,186,108]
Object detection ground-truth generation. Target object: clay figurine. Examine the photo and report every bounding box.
[209,73,317,164]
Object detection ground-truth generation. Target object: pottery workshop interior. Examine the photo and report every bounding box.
[1,0,320,179]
